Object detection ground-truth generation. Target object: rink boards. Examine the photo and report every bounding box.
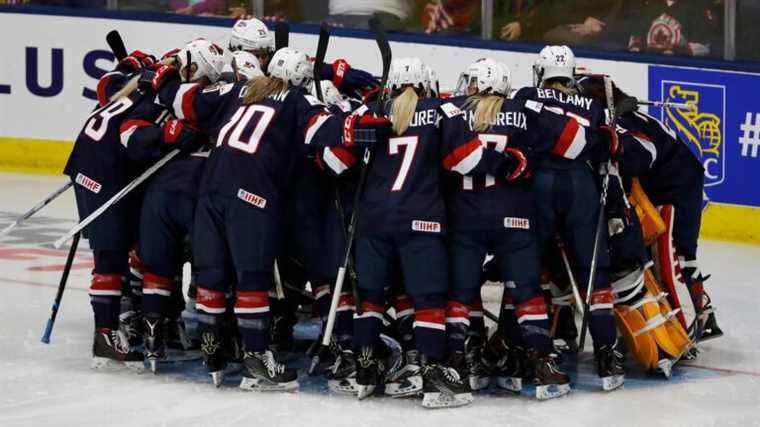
[0,8,759,244]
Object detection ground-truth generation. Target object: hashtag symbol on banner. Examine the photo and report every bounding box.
[739,112,760,158]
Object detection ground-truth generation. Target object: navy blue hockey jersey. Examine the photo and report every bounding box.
[156,79,350,216]
[64,90,170,198]
[355,97,506,235]
[444,95,582,232]
[513,86,606,167]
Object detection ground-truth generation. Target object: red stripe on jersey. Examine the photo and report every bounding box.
[119,119,152,134]
[96,75,111,107]
[143,272,172,291]
[181,85,200,123]
[393,294,413,312]
[196,287,226,310]
[338,293,355,308]
[552,118,580,157]
[235,290,269,309]
[331,147,358,167]
[415,308,445,325]
[590,288,614,305]
[360,301,385,314]
[446,301,469,318]
[515,296,548,318]
[91,273,122,291]
[443,138,480,171]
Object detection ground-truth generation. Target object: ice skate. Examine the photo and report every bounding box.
[596,342,625,391]
[494,345,527,393]
[239,350,299,392]
[385,349,422,397]
[91,328,144,372]
[355,346,384,400]
[421,362,473,409]
[327,349,359,395]
[200,331,227,387]
[465,337,490,391]
[529,350,570,400]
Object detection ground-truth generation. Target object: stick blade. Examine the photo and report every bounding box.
[106,30,128,61]
[275,22,290,51]
[313,23,331,101]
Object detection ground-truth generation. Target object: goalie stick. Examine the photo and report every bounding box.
[320,17,392,349]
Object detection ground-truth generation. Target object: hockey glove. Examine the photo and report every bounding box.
[139,65,178,92]
[504,147,529,181]
[119,50,157,72]
[163,119,204,153]
[342,113,392,147]
[326,60,379,99]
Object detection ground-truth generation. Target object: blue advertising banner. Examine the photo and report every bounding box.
[648,66,760,208]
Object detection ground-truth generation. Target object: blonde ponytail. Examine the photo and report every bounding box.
[243,76,287,105]
[464,94,504,132]
[391,86,419,136]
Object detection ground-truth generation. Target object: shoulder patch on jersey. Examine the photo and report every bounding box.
[304,94,326,107]
[440,102,464,118]
[524,100,543,113]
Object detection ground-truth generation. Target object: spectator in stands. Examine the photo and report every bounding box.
[496,0,543,42]
[624,0,723,57]
[417,0,479,35]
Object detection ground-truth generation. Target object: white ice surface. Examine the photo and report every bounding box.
[0,172,759,427]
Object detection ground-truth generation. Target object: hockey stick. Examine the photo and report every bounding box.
[1,181,73,236]
[578,76,615,350]
[320,17,392,348]
[41,232,81,344]
[313,23,330,102]
[275,22,289,51]
[637,100,696,111]
[53,149,181,249]
[557,237,586,318]
[106,30,128,61]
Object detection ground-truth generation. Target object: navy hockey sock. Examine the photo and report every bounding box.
[353,301,384,349]
[234,290,271,352]
[89,273,122,329]
[393,294,415,352]
[142,272,173,317]
[445,301,469,354]
[588,287,616,346]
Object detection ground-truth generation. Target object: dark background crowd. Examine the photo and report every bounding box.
[3,0,759,61]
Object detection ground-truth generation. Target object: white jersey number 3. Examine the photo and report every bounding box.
[84,98,134,142]
[388,136,419,192]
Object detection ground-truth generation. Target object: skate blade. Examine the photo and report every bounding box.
[239,377,299,392]
[422,391,474,409]
[495,376,522,393]
[210,371,225,388]
[469,375,490,391]
[601,374,624,392]
[536,383,570,400]
[384,375,423,398]
[357,384,376,400]
[697,329,724,343]
[657,359,673,379]
[327,378,359,395]
[91,357,145,373]
[149,359,158,374]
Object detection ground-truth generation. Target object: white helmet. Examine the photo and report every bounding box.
[222,50,264,81]
[229,18,275,53]
[388,58,426,92]
[533,45,576,87]
[423,65,440,98]
[177,39,226,83]
[462,58,511,96]
[268,47,313,87]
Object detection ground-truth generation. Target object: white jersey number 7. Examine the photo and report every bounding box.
[388,136,419,192]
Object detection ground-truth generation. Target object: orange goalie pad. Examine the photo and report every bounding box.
[643,269,694,358]
[628,179,666,245]
[614,305,660,370]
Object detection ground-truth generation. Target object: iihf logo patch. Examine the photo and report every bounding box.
[660,81,726,187]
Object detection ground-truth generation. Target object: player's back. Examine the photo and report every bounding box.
[359,96,448,234]
[200,85,324,216]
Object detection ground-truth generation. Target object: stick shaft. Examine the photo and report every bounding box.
[54,149,181,249]
[1,182,73,236]
[41,232,81,343]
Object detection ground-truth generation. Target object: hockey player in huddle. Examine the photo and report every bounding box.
[346,57,530,408]
[576,75,722,342]
[64,46,205,369]
[145,46,391,391]
[136,40,240,373]
[445,57,601,399]
[513,45,626,391]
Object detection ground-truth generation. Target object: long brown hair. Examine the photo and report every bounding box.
[390,86,419,135]
[243,76,287,104]
[463,94,504,132]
